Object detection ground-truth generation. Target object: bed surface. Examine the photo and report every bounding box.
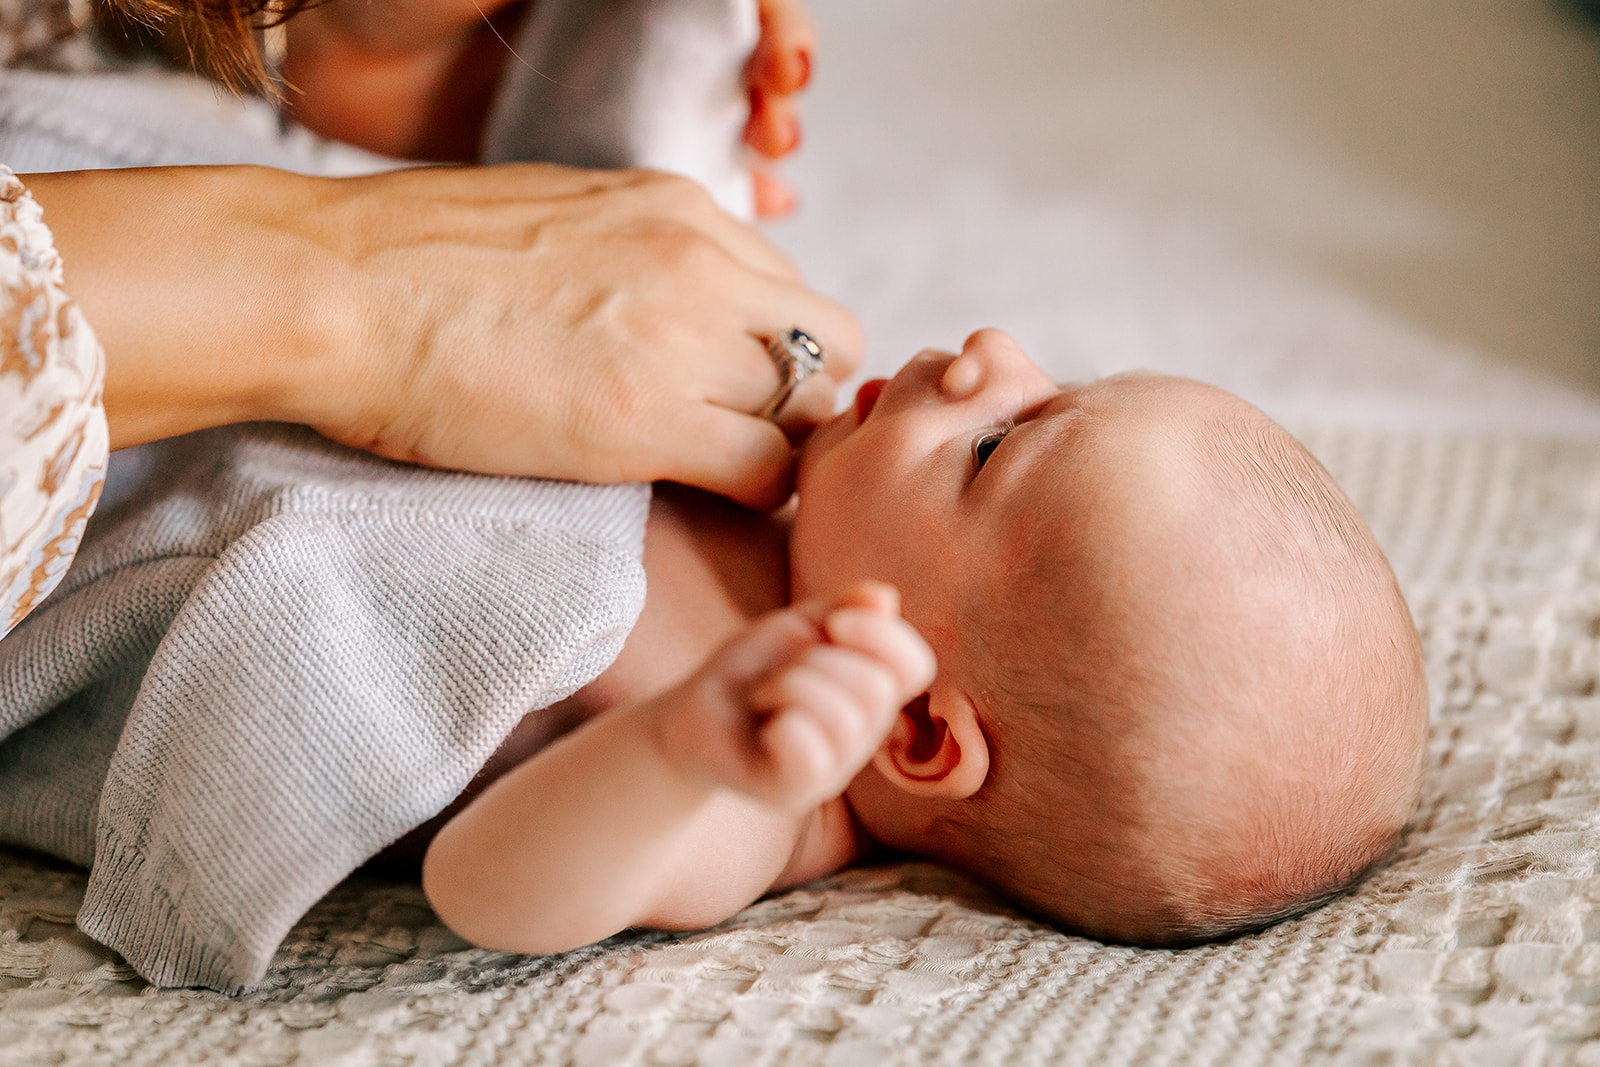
[4,1,1600,1063]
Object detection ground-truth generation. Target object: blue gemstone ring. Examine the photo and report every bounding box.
[759,328,826,421]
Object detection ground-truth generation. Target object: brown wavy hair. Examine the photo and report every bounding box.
[102,0,310,92]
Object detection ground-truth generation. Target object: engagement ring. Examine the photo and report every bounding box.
[760,328,825,421]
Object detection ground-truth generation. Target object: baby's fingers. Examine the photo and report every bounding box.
[748,646,902,805]
[751,646,900,742]
[822,607,936,699]
[758,710,837,807]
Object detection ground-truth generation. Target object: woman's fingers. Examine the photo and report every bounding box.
[744,0,814,171]
[751,169,797,219]
[638,266,857,415]
[311,162,861,503]
[768,374,837,441]
[662,405,796,511]
[676,267,861,418]
[746,89,801,161]
[751,0,816,96]
[739,276,866,388]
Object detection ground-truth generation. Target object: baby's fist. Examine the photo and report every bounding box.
[665,582,935,813]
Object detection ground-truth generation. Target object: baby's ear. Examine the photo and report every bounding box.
[871,689,989,800]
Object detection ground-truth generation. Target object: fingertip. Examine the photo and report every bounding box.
[757,0,819,69]
[673,409,796,512]
[763,708,832,790]
[819,583,898,629]
[746,103,801,160]
[852,580,901,614]
[745,79,801,158]
[753,170,797,219]
[757,33,813,95]
[770,373,835,440]
[814,317,865,384]
[729,454,796,513]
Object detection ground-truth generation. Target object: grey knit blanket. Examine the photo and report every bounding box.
[0,427,649,990]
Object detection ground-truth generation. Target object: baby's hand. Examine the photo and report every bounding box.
[653,582,935,813]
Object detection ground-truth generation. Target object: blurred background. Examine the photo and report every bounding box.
[768,0,1600,434]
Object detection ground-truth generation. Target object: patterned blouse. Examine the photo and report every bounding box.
[0,0,115,639]
[0,168,108,640]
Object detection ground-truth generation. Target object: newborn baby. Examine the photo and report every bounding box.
[421,328,1430,950]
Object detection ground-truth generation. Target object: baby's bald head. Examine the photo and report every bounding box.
[934,375,1427,942]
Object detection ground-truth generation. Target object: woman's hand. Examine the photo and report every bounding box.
[744,0,817,217]
[30,163,862,509]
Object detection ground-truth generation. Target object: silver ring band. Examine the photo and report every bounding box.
[760,328,825,421]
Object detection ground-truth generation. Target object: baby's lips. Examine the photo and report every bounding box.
[854,379,888,424]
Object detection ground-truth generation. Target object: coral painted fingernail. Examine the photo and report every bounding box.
[784,119,802,154]
[795,49,812,89]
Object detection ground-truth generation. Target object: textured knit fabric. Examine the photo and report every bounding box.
[0,67,398,175]
[0,424,650,991]
[0,165,107,639]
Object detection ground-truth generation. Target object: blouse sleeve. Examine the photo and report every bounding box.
[0,164,108,639]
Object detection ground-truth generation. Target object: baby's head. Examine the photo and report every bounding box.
[791,329,1427,944]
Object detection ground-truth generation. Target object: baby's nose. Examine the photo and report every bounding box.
[960,328,1023,362]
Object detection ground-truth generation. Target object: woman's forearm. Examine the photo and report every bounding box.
[25,166,356,450]
[26,161,861,506]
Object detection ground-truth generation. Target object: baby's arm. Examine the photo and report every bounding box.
[421,582,934,955]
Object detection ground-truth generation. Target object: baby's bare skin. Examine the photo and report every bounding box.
[422,488,933,953]
[423,329,1061,953]
[421,328,1426,954]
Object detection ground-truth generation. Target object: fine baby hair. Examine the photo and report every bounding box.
[871,372,1428,944]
